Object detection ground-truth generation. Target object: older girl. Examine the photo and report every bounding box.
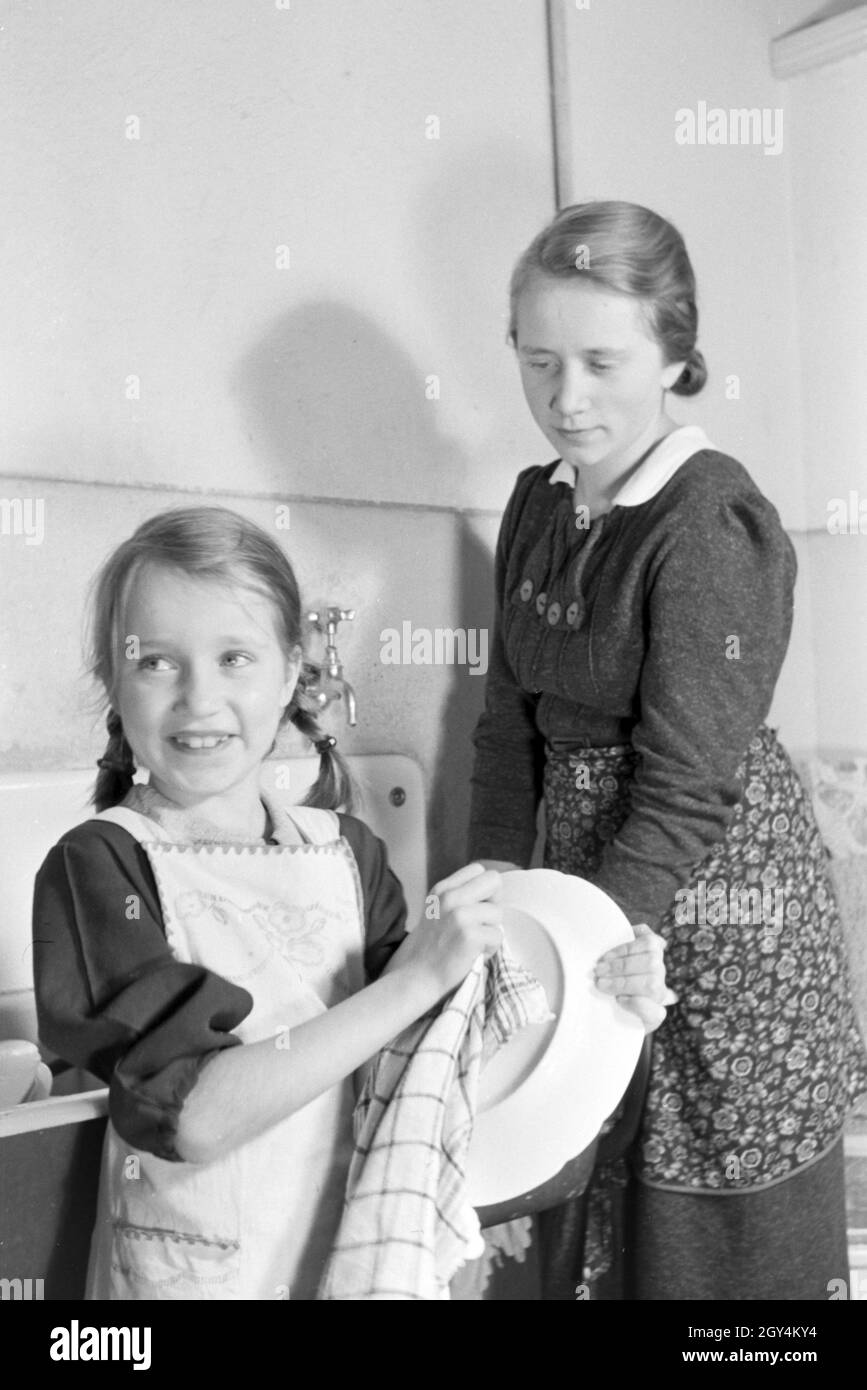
[468,201,867,1300]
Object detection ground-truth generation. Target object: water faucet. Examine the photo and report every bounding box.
[306,606,357,727]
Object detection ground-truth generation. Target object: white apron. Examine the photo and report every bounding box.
[85,804,366,1301]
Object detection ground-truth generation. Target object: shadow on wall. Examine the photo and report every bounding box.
[230,299,464,501]
[426,517,497,882]
[231,300,498,881]
[229,130,550,878]
[790,0,867,33]
[410,136,552,419]
[407,138,549,880]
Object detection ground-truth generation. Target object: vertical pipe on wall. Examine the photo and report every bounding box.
[546,0,573,210]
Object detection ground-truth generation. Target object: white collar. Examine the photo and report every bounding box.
[549,425,714,508]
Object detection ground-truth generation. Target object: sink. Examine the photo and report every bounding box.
[0,1070,107,1139]
[0,1072,108,1299]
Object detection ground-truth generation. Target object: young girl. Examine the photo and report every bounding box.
[33,505,670,1300]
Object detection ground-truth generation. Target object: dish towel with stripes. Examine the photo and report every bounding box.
[318,949,551,1300]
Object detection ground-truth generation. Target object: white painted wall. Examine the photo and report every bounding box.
[0,0,551,511]
[770,1,867,750]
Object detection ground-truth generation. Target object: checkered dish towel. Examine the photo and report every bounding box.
[318,948,552,1300]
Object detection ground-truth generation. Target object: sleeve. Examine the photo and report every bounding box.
[32,823,253,1161]
[337,813,408,978]
[591,482,798,929]
[467,472,546,865]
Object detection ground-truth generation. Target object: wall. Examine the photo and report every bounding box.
[0,0,555,894]
[0,1,552,511]
[766,0,867,751]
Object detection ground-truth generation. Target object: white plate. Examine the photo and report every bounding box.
[465,869,644,1209]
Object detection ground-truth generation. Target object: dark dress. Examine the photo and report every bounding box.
[33,811,407,1159]
[468,434,867,1299]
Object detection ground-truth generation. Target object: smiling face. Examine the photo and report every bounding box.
[514,274,686,490]
[113,564,299,824]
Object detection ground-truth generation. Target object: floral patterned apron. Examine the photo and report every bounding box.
[86,804,365,1300]
[538,723,867,1298]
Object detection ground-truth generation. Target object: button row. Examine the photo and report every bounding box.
[516,579,582,626]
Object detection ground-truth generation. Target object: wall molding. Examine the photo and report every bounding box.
[0,470,504,522]
[0,468,837,538]
[771,5,867,78]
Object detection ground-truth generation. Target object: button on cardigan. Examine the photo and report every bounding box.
[468,445,798,932]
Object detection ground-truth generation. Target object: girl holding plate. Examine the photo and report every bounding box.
[468,201,867,1300]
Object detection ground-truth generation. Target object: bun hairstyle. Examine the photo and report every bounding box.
[87,505,354,814]
[508,200,707,396]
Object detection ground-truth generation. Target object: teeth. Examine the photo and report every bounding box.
[175,736,227,749]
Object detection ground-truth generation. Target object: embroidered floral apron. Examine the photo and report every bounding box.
[86,804,366,1301]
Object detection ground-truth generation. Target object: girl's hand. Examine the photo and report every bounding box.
[593,921,676,1033]
[389,862,504,1002]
